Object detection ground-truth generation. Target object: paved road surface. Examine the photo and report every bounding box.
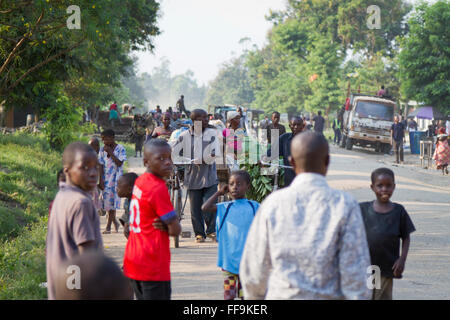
[102,144,450,300]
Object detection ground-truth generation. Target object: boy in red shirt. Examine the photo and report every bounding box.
[123,139,181,300]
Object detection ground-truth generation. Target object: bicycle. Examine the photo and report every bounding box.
[167,157,194,248]
[260,160,293,191]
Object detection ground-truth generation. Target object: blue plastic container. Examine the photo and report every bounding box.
[409,131,426,154]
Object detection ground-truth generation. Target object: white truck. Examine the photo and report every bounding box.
[340,94,395,153]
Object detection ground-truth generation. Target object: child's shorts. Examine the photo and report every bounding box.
[222,269,243,300]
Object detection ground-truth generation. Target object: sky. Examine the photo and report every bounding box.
[134,0,288,86]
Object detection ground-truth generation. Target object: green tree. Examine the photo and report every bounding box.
[41,89,94,151]
[398,0,450,115]
[304,35,343,117]
[246,43,310,115]
[343,52,401,102]
[171,70,207,108]
[140,57,207,110]
[205,53,254,107]
[245,0,412,118]
[278,0,411,56]
[0,0,160,111]
[63,48,134,113]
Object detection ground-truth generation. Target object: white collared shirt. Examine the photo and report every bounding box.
[240,173,372,300]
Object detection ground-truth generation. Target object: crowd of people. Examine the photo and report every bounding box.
[45,97,424,301]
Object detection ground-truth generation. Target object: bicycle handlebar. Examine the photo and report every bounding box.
[260,160,293,169]
[173,157,196,165]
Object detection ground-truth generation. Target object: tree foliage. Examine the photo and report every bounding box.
[206,0,411,119]
[205,53,254,107]
[0,0,160,113]
[41,90,94,151]
[344,52,401,104]
[121,57,207,111]
[282,0,411,56]
[398,0,450,115]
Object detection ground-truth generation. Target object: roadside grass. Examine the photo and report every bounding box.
[0,133,60,239]
[0,218,48,299]
[122,141,134,158]
[324,128,334,142]
[0,132,60,299]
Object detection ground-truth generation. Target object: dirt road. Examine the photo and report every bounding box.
[102,144,450,300]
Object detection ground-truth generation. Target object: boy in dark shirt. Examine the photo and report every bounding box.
[391,116,406,164]
[267,111,286,144]
[359,168,416,300]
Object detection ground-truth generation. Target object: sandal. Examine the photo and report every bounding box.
[206,233,217,242]
[195,235,205,243]
[102,230,111,234]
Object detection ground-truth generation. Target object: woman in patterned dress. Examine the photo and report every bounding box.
[433,129,449,175]
[99,129,127,233]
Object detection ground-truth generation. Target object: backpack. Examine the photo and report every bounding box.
[218,200,256,234]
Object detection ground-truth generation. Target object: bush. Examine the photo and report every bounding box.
[42,95,95,151]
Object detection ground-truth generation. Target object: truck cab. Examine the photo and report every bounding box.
[341,94,395,153]
[209,105,264,130]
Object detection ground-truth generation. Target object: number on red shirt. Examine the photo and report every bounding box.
[129,198,141,233]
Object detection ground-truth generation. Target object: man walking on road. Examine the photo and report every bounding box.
[240,131,371,300]
[332,116,342,145]
[391,115,406,164]
[176,95,190,118]
[172,109,219,243]
[313,111,325,135]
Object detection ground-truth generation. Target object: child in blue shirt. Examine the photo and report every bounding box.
[202,170,259,300]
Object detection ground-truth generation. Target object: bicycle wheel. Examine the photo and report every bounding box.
[173,188,182,248]
[273,173,279,191]
[174,234,179,248]
[175,187,182,220]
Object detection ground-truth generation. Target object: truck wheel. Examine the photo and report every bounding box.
[382,143,391,154]
[340,135,347,148]
[345,138,353,150]
[375,143,381,153]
